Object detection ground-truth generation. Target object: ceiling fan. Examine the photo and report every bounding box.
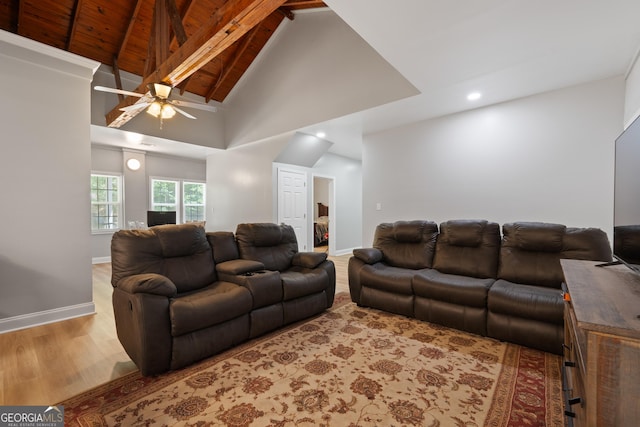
[94,83,217,128]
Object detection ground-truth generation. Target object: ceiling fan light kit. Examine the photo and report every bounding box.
[152,83,172,99]
[146,101,176,119]
[94,82,216,129]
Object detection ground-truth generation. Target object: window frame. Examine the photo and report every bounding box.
[182,181,207,223]
[149,177,206,225]
[90,172,123,234]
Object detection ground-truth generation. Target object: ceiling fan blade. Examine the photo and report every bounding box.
[94,85,145,98]
[172,106,197,119]
[171,99,217,113]
[119,102,151,112]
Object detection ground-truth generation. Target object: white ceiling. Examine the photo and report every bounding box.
[93,1,640,160]
[315,0,640,158]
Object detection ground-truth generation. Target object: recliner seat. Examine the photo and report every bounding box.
[235,223,336,324]
[348,219,612,355]
[349,220,438,317]
[413,220,500,336]
[488,222,612,353]
[110,222,336,376]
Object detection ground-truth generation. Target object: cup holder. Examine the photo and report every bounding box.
[244,270,266,276]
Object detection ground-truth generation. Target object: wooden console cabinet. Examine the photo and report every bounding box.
[561,259,640,427]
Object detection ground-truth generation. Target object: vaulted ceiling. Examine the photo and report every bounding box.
[0,0,326,127]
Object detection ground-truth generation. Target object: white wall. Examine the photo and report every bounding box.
[206,134,363,254]
[362,77,625,246]
[624,49,640,127]
[90,145,206,261]
[224,9,417,148]
[0,31,99,331]
[206,135,291,233]
[312,154,362,255]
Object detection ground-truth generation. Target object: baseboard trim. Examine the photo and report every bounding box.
[333,247,359,256]
[92,256,111,264]
[0,302,96,334]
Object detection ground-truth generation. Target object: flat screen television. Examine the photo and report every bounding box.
[147,211,176,227]
[613,114,640,272]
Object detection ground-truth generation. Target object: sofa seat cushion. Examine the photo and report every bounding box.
[359,264,422,295]
[281,267,329,301]
[488,279,564,325]
[170,282,252,336]
[413,270,495,308]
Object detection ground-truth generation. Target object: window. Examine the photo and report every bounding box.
[91,173,122,232]
[183,181,206,222]
[151,179,179,213]
[150,178,206,224]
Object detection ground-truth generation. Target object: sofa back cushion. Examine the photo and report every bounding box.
[498,222,612,288]
[433,220,500,278]
[373,220,438,269]
[613,225,640,264]
[207,231,240,263]
[111,224,217,293]
[235,223,298,271]
[564,227,612,261]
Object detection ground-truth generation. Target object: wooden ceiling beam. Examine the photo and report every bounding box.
[16,0,25,35]
[66,0,81,51]
[282,0,326,8]
[112,55,125,102]
[106,0,288,128]
[8,0,19,33]
[155,0,170,65]
[165,0,187,45]
[116,0,145,61]
[205,24,261,102]
[278,7,294,20]
[143,0,158,78]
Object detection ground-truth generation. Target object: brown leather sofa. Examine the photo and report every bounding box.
[349,220,611,355]
[110,222,336,375]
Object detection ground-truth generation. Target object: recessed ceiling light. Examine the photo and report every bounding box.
[316,131,326,138]
[467,92,482,101]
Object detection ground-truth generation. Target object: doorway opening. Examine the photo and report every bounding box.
[312,175,335,255]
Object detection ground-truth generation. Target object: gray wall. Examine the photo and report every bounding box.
[206,135,291,233]
[91,145,206,261]
[0,32,99,331]
[311,154,362,254]
[206,136,362,254]
[224,9,417,149]
[625,51,640,126]
[361,77,625,246]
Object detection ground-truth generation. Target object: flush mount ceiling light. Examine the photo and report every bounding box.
[316,131,326,138]
[126,158,141,171]
[467,92,482,101]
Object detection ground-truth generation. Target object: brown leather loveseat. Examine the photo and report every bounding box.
[349,220,611,354]
[110,222,335,375]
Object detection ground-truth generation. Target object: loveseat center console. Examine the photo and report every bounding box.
[561,259,640,427]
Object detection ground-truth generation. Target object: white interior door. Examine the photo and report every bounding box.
[278,168,308,250]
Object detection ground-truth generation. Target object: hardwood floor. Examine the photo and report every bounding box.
[0,254,351,405]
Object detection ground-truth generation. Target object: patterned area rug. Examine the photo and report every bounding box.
[60,293,564,426]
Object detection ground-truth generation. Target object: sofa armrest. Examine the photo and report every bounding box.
[115,273,177,297]
[353,248,383,264]
[292,251,327,269]
[217,259,265,276]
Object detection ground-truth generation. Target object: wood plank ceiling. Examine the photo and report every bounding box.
[0,0,326,127]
